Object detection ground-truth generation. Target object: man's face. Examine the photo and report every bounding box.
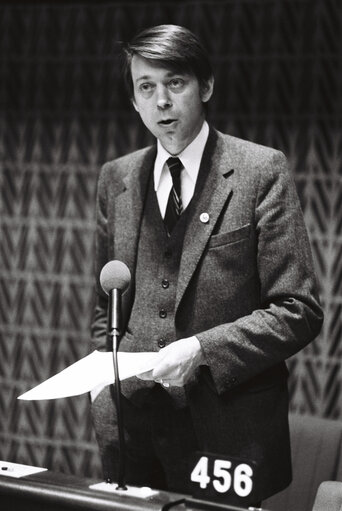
[131,55,213,155]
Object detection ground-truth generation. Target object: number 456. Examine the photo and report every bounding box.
[190,456,253,497]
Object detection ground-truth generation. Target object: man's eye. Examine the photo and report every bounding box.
[169,78,184,89]
[139,83,153,92]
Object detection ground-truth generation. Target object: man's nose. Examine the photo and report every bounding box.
[156,86,172,109]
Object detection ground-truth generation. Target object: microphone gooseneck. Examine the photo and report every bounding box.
[99,260,131,491]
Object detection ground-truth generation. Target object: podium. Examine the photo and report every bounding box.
[0,468,185,511]
[0,463,263,511]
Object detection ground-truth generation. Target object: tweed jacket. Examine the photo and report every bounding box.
[90,127,323,502]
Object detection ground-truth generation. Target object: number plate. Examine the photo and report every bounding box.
[189,452,257,506]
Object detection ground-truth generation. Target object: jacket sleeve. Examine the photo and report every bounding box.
[90,162,111,352]
[196,151,324,394]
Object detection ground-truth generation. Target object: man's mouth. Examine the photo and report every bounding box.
[158,119,177,126]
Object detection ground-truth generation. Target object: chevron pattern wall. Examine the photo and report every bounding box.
[0,0,341,478]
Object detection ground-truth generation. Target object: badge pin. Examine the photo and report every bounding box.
[200,212,210,224]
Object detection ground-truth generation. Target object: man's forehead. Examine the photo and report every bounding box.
[131,54,190,81]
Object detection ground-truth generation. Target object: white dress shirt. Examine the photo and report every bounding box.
[154,121,209,217]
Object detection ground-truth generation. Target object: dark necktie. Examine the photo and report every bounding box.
[164,157,183,235]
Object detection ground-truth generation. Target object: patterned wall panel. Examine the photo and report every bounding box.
[0,0,341,478]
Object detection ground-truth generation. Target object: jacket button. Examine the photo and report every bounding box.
[162,279,169,289]
[159,309,167,318]
[164,250,172,258]
[158,339,166,348]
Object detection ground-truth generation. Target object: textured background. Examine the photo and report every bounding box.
[0,0,341,478]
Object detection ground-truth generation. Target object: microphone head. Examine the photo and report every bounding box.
[100,260,131,294]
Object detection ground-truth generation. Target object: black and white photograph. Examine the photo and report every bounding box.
[0,1,341,510]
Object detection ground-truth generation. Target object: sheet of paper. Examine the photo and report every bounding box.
[89,482,159,498]
[0,460,47,478]
[18,350,158,401]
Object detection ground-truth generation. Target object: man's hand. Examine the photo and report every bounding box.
[137,336,206,387]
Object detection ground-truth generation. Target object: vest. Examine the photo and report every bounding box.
[120,159,210,408]
[123,173,190,407]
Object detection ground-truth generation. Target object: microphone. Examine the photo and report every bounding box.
[100,260,131,337]
[99,260,131,490]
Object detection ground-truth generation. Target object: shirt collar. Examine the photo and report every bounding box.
[154,121,209,191]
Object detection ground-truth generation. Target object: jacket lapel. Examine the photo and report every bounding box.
[175,129,235,311]
[114,146,156,273]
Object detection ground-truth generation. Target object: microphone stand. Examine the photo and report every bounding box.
[108,288,127,491]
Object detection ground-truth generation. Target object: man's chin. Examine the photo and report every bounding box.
[159,138,185,155]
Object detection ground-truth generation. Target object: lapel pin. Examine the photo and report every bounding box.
[200,212,210,224]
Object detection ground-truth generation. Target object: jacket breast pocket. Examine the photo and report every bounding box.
[208,223,251,249]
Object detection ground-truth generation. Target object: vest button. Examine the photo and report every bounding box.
[159,309,167,318]
[162,279,169,289]
[158,339,166,348]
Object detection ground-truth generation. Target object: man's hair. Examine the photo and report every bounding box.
[121,24,213,99]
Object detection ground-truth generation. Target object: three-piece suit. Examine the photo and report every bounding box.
[90,127,323,503]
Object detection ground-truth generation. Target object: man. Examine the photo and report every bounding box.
[90,24,323,505]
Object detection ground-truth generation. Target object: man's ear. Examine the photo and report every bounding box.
[200,76,214,103]
[132,97,139,112]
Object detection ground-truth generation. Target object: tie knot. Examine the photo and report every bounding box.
[166,157,183,180]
